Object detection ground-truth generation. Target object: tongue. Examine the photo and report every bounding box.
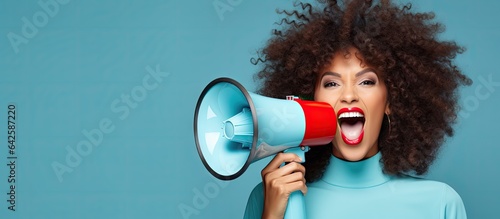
[341,121,364,140]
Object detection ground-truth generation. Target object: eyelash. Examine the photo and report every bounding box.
[359,80,376,86]
[324,81,339,88]
[323,79,376,88]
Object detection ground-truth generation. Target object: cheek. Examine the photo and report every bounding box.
[362,88,387,104]
[314,88,339,104]
[363,91,387,125]
[313,85,321,101]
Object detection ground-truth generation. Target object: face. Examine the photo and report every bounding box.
[314,48,389,161]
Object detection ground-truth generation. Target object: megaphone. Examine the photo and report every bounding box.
[194,77,337,218]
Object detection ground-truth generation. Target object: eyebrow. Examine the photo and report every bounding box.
[321,68,377,79]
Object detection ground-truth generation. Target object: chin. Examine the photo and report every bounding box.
[338,150,370,161]
[333,141,377,161]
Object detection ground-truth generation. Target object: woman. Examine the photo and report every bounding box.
[244,0,471,218]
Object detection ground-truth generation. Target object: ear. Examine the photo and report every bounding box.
[385,102,391,115]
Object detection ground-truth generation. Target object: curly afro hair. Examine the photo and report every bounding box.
[252,0,472,182]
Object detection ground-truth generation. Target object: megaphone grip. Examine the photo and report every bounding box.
[284,191,307,219]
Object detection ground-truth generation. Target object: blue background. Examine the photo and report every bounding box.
[0,0,498,218]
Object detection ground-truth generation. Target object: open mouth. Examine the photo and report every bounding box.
[338,108,365,145]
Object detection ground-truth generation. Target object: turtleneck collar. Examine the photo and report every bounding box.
[320,152,391,189]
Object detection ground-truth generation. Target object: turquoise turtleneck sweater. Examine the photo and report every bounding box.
[243,152,466,219]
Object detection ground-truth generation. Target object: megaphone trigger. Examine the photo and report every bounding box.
[283,146,310,163]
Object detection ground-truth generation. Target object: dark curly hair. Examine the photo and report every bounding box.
[252,0,472,182]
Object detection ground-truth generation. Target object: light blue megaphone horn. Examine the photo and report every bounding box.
[194,77,337,219]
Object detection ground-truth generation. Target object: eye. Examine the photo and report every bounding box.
[359,80,376,86]
[324,81,339,88]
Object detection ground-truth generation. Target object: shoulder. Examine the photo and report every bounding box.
[437,181,467,219]
[388,175,454,195]
[391,176,467,218]
[243,182,265,219]
[390,175,459,194]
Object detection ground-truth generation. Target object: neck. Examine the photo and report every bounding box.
[321,152,391,188]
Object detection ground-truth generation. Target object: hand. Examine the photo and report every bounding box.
[260,152,307,219]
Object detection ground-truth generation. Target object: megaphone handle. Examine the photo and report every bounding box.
[282,146,309,219]
[284,191,306,219]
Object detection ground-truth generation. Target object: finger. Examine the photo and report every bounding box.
[267,172,307,197]
[275,171,306,185]
[261,153,302,176]
[281,162,306,176]
[267,153,302,170]
[289,180,308,195]
[265,162,306,181]
[265,165,306,196]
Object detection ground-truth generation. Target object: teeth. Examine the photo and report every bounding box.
[338,112,364,119]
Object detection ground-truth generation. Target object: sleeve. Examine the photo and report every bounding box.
[442,184,467,219]
[243,182,265,219]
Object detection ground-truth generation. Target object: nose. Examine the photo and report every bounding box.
[340,84,358,104]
